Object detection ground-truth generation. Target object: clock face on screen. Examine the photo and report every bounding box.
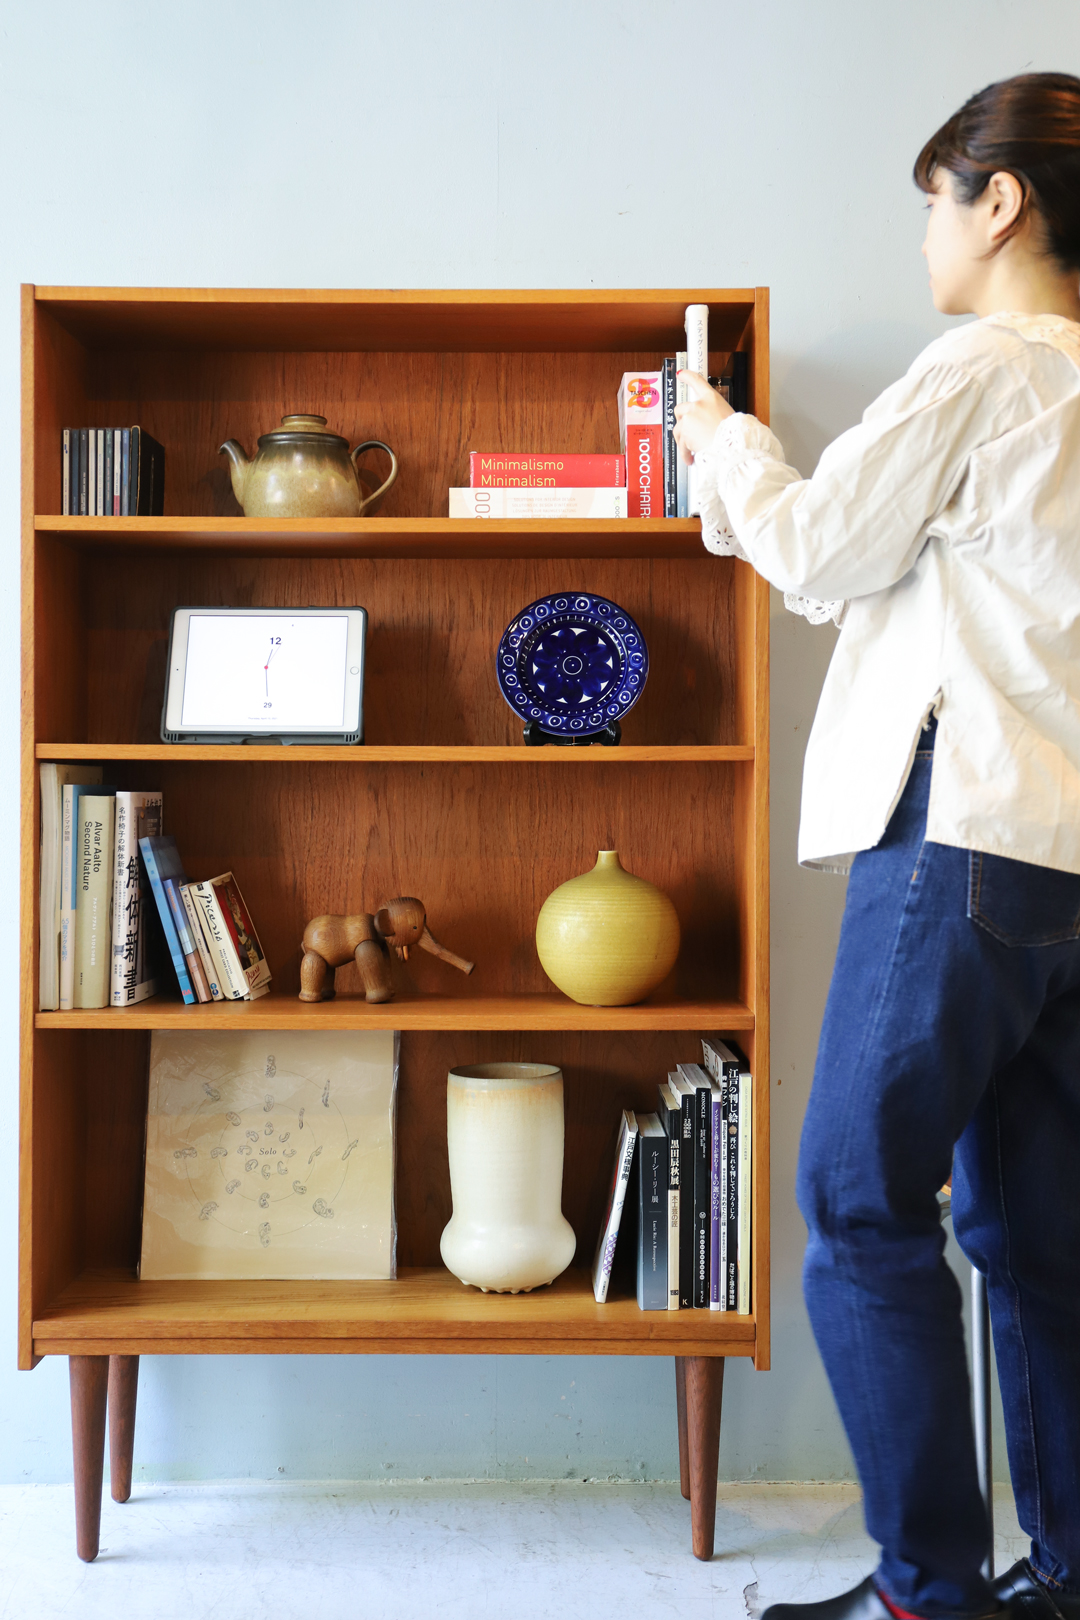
[496,593,648,740]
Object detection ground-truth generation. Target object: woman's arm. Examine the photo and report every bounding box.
[676,360,996,603]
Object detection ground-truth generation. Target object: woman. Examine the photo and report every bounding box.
[674,72,1080,1620]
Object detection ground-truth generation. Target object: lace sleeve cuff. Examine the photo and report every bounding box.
[695,417,847,628]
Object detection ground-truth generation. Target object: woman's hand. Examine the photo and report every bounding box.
[673,370,734,463]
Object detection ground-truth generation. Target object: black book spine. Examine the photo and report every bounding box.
[68,430,78,517]
[678,1091,695,1307]
[78,429,89,515]
[129,425,141,515]
[661,356,677,518]
[694,1081,710,1308]
[637,1125,669,1311]
[731,351,749,413]
[104,429,114,518]
[726,1075,740,1310]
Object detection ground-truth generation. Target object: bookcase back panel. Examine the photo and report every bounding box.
[101,757,746,1003]
[69,346,740,520]
[76,555,742,747]
[39,1025,754,1281]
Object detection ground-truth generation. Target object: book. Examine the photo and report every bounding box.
[636,1112,668,1311]
[59,778,109,1010]
[138,836,198,1005]
[120,428,130,516]
[78,429,88,514]
[112,428,122,514]
[73,793,117,1009]
[685,305,709,517]
[164,878,212,1002]
[448,487,627,519]
[675,350,689,518]
[617,371,663,519]
[87,428,96,516]
[661,357,677,518]
[128,425,166,515]
[61,430,71,516]
[658,1078,682,1310]
[701,1037,748,1312]
[39,763,101,1010]
[96,429,105,516]
[668,1070,697,1308]
[709,1080,726,1310]
[109,789,163,1007]
[104,429,113,519]
[677,1061,713,1307]
[469,452,626,488]
[188,872,271,1000]
[736,1066,753,1314]
[179,884,224,1000]
[591,1109,639,1303]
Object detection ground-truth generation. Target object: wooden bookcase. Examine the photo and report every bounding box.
[20,286,770,1561]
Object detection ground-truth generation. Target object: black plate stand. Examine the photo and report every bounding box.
[522,719,622,747]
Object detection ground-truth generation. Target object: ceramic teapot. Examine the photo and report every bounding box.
[219,414,398,518]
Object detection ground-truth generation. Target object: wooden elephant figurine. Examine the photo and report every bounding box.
[299,896,475,1004]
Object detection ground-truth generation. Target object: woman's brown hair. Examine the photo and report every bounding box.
[914,72,1080,269]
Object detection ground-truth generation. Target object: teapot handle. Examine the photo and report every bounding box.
[350,439,399,515]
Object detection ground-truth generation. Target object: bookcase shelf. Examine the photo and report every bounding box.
[32,1268,757,1359]
[36,515,705,560]
[22,283,770,1562]
[36,742,755,764]
[35,990,757,1033]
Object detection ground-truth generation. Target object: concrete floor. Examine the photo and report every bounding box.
[0,1481,1027,1620]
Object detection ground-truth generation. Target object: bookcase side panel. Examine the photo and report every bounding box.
[81,555,741,748]
[22,1031,88,1367]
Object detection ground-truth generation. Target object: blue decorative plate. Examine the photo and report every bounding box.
[496,592,649,742]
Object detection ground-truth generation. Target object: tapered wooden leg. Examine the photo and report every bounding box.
[69,1355,109,1562]
[685,1355,725,1560]
[675,1357,691,1500]
[108,1355,139,1504]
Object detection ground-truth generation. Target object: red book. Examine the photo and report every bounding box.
[618,372,663,519]
[469,452,626,488]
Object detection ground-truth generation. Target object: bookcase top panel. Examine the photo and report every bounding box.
[34,286,762,353]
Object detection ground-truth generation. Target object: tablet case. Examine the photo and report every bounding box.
[161,607,366,745]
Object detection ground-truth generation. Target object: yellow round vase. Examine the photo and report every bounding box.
[535,850,681,1006]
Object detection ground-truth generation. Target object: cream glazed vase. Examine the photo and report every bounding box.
[535,850,681,1006]
[439,1063,577,1293]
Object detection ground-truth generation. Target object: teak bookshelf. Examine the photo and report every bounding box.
[20,286,770,1562]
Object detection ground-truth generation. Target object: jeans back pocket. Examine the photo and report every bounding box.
[968,850,1080,947]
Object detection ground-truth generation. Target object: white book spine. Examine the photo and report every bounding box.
[59,785,77,1010]
[73,796,115,1009]
[737,1071,753,1315]
[449,487,628,520]
[592,1112,638,1303]
[675,351,689,518]
[38,765,60,1010]
[685,305,709,517]
[179,884,224,1000]
[110,791,162,1006]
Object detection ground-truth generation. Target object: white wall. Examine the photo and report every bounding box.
[0,0,1074,1486]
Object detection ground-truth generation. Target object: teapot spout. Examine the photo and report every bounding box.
[218,439,250,509]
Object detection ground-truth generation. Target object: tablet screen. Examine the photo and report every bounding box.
[180,612,351,731]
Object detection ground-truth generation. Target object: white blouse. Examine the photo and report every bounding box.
[694,313,1080,874]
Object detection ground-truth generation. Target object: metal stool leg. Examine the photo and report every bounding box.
[971,1265,994,1579]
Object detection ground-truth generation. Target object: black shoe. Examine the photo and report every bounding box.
[761,1575,1004,1620]
[993,1561,1080,1620]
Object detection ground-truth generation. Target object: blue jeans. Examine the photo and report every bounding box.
[798,731,1080,1617]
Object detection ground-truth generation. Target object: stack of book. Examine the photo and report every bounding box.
[38,765,270,1011]
[61,426,165,516]
[591,1036,753,1314]
[449,453,628,519]
[620,355,749,520]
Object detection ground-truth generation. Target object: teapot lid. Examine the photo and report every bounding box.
[257,413,349,447]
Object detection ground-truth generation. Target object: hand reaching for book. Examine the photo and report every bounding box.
[674,369,735,461]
